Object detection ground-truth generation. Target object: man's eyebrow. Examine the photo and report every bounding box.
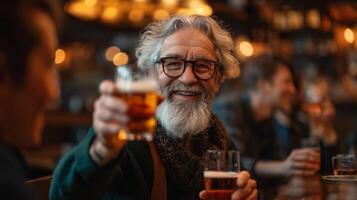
[194,56,216,61]
[161,53,182,58]
[161,54,216,61]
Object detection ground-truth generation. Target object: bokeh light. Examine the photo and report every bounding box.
[55,49,66,64]
[113,52,129,66]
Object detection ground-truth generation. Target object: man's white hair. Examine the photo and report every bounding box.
[136,15,239,79]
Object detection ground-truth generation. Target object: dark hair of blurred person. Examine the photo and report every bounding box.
[242,55,297,118]
[0,0,60,198]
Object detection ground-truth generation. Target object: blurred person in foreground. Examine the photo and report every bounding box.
[0,0,60,198]
[214,55,320,198]
[50,15,257,200]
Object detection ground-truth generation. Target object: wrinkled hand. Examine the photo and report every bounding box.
[199,171,258,200]
[282,148,320,177]
[91,80,129,164]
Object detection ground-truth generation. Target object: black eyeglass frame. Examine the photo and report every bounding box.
[156,56,219,81]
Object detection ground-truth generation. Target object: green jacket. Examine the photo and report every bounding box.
[49,130,188,200]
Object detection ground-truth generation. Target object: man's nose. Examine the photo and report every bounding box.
[177,64,198,85]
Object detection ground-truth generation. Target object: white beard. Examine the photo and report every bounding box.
[156,83,214,139]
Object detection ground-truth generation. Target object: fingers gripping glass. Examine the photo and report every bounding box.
[158,57,218,80]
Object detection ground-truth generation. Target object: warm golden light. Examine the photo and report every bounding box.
[117,129,128,140]
[288,11,303,30]
[176,8,193,16]
[306,9,320,29]
[188,0,203,8]
[65,1,98,20]
[153,9,170,20]
[55,49,66,64]
[105,46,121,61]
[128,9,144,22]
[113,52,129,66]
[101,6,120,22]
[84,0,97,7]
[239,41,254,57]
[344,28,355,44]
[161,0,178,8]
[65,0,213,24]
[192,3,212,16]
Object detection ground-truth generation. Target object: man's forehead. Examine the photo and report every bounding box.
[165,28,214,46]
[161,28,216,58]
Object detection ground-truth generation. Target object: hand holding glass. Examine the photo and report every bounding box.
[115,65,159,141]
[204,150,240,200]
[301,137,321,173]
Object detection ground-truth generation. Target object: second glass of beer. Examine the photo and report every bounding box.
[204,150,240,200]
[332,154,357,175]
[115,65,159,141]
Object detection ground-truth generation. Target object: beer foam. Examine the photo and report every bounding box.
[204,171,238,178]
[116,79,159,92]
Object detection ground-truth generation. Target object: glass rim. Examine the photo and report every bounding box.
[333,154,356,159]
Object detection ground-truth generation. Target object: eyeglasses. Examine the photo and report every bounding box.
[157,57,218,80]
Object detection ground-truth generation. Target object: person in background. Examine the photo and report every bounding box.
[341,51,357,156]
[275,75,340,199]
[344,74,357,155]
[301,76,340,174]
[0,0,60,198]
[214,55,320,198]
[50,15,257,200]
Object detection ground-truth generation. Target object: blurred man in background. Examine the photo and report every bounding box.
[214,55,320,198]
[301,76,340,174]
[275,75,340,199]
[0,0,60,198]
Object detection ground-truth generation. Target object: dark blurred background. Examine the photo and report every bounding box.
[25,0,357,177]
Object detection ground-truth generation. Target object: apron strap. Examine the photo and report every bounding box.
[148,142,167,200]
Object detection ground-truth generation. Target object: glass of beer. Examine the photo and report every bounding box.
[115,65,159,141]
[301,137,321,173]
[204,150,240,200]
[301,137,320,150]
[332,154,357,175]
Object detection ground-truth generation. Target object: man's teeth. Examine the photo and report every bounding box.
[176,91,200,96]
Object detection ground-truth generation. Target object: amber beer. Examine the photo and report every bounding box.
[332,154,357,176]
[204,171,238,200]
[116,79,158,141]
[334,169,357,175]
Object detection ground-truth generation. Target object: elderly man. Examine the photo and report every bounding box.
[50,15,257,200]
[0,0,60,198]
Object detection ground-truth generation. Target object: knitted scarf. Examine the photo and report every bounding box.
[153,114,229,200]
